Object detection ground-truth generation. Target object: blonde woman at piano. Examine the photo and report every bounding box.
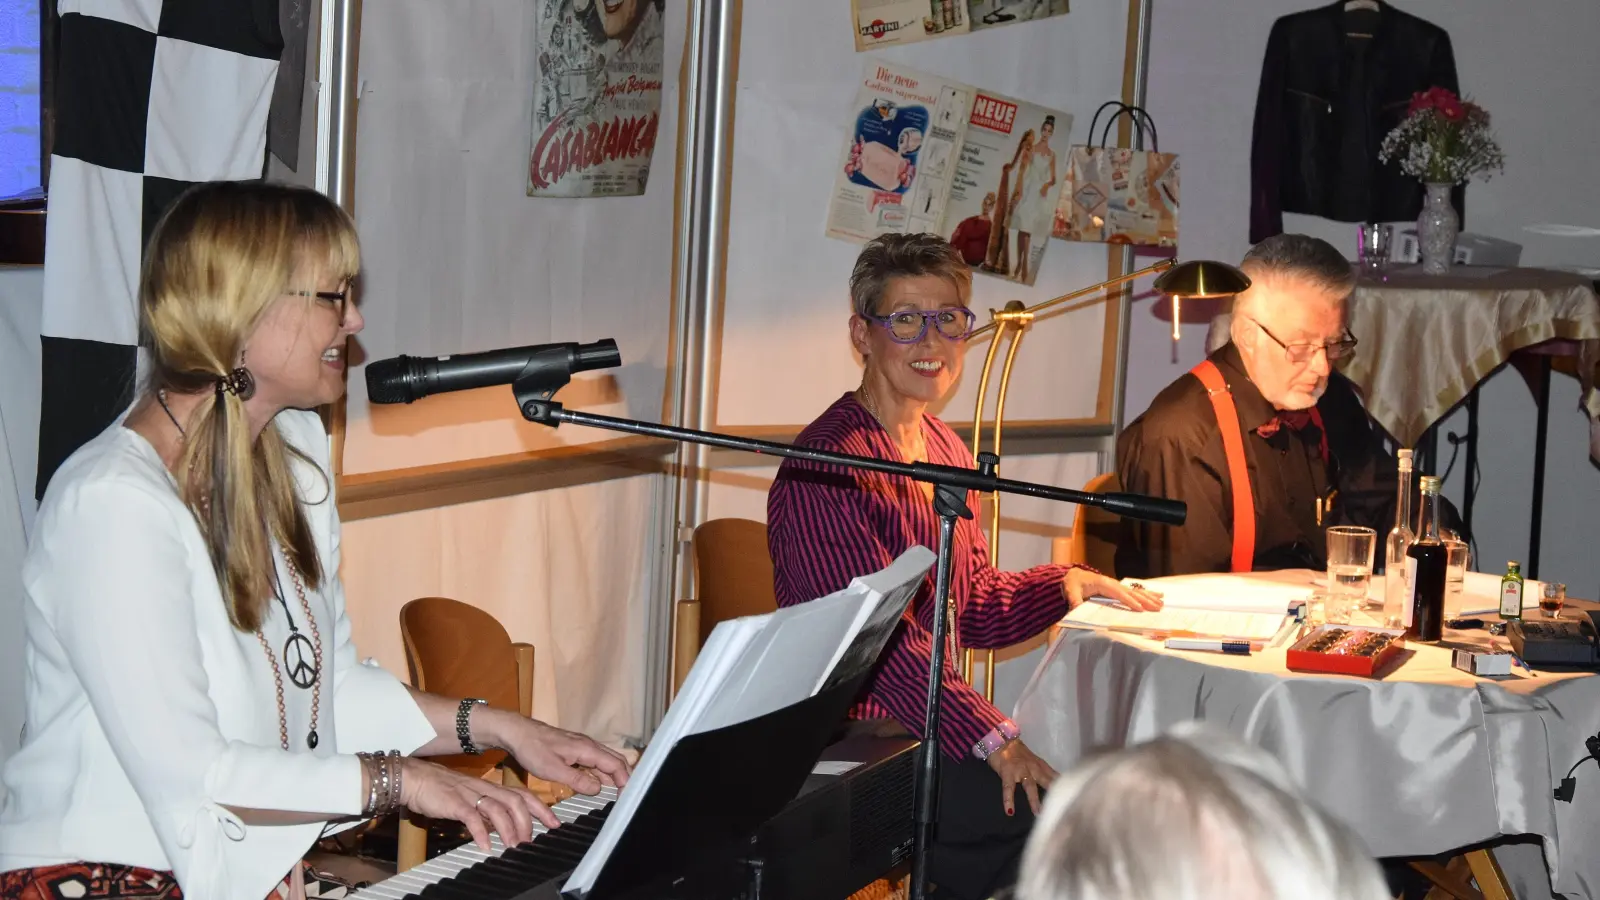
[0,183,630,900]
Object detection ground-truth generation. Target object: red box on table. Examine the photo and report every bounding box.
[1285,625,1406,678]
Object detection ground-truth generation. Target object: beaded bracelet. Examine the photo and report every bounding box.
[357,750,405,817]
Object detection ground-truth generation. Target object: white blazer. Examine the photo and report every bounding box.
[0,408,436,900]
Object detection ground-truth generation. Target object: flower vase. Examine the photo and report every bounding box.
[1417,182,1459,275]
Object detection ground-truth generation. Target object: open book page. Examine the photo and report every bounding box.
[1061,602,1287,642]
[815,546,936,695]
[563,548,932,895]
[562,617,765,894]
[1105,572,1308,614]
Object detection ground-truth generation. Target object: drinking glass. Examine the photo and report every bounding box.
[1327,526,1377,610]
[1444,539,1470,602]
[1542,582,1567,618]
[1359,223,1392,274]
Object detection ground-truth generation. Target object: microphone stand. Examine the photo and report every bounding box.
[513,378,1184,900]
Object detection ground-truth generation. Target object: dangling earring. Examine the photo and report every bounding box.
[218,351,256,400]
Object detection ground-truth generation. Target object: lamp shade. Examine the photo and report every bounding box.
[1152,259,1252,298]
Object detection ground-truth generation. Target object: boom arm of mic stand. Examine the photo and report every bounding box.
[516,398,1187,526]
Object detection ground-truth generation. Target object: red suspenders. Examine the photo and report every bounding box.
[1190,360,1255,573]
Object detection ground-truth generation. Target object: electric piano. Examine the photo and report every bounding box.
[349,735,916,900]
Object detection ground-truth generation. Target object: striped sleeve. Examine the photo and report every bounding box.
[768,438,1006,760]
[956,536,1074,649]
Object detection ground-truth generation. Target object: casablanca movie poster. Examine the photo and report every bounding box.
[528,0,665,198]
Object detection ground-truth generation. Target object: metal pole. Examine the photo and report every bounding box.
[1111,0,1153,436]
[315,0,360,210]
[659,0,739,722]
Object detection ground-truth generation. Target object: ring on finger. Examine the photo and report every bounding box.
[474,796,488,810]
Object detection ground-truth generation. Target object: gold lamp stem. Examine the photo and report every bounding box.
[962,257,1178,700]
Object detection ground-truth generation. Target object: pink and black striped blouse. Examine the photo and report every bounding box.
[767,393,1075,759]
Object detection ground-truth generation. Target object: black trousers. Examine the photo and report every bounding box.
[926,754,1037,900]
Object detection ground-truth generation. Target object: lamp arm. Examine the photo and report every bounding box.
[967,257,1175,341]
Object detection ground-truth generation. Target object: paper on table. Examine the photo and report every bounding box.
[1106,572,1307,614]
[1062,602,1287,642]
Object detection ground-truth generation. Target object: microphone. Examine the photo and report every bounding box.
[365,339,621,404]
[1096,491,1187,526]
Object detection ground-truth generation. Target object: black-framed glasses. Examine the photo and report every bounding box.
[1248,317,1358,362]
[290,288,350,320]
[864,306,977,344]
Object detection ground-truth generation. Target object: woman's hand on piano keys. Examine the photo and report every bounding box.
[399,756,552,851]
[486,714,634,798]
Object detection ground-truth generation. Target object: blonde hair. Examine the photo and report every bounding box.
[1017,722,1390,900]
[140,181,360,632]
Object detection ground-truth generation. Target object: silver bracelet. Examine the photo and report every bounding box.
[388,750,403,813]
[457,698,488,754]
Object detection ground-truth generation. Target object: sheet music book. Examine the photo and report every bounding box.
[1061,572,1299,642]
[562,546,935,895]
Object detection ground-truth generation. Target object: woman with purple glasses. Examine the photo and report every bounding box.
[766,233,1161,900]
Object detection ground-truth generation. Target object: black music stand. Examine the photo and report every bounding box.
[512,391,1183,899]
[571,673,875,899]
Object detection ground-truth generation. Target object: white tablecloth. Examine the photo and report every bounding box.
[1013,569,1600,899]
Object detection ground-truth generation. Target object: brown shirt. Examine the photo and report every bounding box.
[1116,343,1349,579]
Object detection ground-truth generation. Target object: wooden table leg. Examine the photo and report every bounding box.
[1410,859,1485,900]
[1463,849,1515,900]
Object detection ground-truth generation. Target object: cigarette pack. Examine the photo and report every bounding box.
[1451,647,1513,677]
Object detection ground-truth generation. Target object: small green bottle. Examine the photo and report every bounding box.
[1499,561,1524,620]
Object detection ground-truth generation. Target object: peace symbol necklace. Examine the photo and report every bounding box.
[258,556,324,750]
[158,389,324,751]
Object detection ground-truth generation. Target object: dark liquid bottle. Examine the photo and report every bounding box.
[1405,475,1447,641]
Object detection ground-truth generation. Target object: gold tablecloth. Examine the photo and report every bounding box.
[1339,265,1600,459]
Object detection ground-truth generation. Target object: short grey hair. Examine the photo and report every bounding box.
[1240,233,1357,299]
[848,232,973,318]
[1016,723,1391,900]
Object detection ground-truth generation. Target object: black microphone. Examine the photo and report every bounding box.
[365,339,621,404]
[1096,491,1187,526]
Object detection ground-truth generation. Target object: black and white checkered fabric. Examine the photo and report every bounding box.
[37,0,282,498]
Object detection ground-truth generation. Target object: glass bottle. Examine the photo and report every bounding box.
[1382,449,1415,628]
[1405,476,1448,642]
[1499,561,1524,620]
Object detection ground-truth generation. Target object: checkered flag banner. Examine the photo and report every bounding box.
[37,0,283,498]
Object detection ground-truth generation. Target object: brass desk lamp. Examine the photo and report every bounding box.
[961,258,1251,697]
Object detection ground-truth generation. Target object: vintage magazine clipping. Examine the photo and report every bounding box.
[528,0,666,198]
[852,0,1068,51]
[825,63,974,245]
[944,91,1071,286]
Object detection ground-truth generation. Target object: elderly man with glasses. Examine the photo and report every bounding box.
[1116,233,1409,579]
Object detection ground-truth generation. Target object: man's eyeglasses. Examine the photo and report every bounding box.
[864,307,977,344]
[290,288,351,320]
[1249,317,1358,362]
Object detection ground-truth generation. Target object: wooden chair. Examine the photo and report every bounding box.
[396,597,571,872]
[671,518,779,696]
[1052,471,1122,577]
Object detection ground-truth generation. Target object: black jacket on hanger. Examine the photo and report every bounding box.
[1249,1,1462,244]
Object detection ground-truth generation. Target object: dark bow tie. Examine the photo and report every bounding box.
[1256,407,1329,462]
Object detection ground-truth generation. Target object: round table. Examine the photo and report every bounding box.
[1013,569,1600,899]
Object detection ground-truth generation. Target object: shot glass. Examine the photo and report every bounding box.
[1541,582,1567,618]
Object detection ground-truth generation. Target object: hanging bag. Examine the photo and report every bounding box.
[1052,100,1180,247]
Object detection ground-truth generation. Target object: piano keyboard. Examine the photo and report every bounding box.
[351,786,618,900]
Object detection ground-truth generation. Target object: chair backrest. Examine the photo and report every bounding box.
[400,597,521,715]
[692,518,778,643]
[1069,472,1123,578]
